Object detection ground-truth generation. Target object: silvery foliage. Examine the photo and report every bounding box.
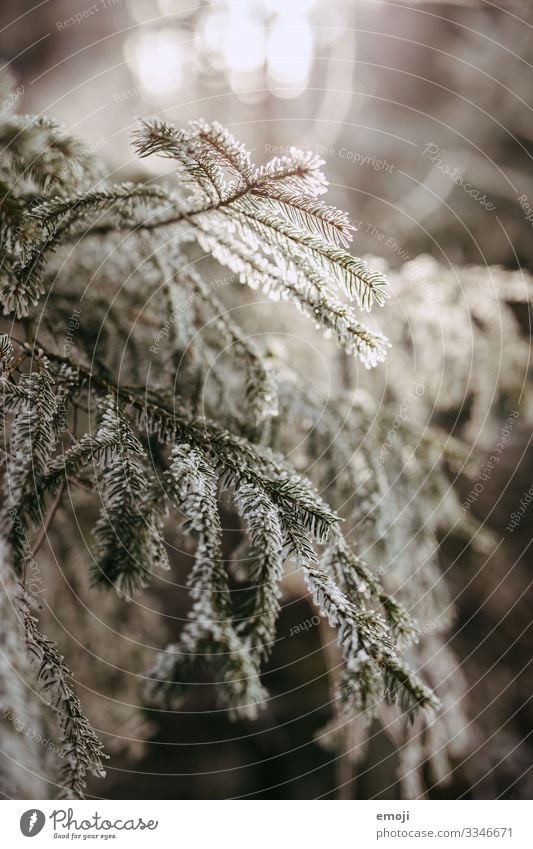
[0,85,442,796]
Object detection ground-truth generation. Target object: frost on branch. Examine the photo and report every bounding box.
[0,105,453,796]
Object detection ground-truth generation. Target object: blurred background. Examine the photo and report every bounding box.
[4,0,533,268]
[1,0,532,799]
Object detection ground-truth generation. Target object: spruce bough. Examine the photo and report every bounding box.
[0,106,438,798]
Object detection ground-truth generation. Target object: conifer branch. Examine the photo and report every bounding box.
[91,397,169,597]
[147,445,266,718]
[18,591,108,799]
[233,483,285,661]
[0,104,446,797]
[304,568,439,717]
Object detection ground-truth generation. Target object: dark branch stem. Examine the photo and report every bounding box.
[30,480,65,560]
[68,164,313,240]
[13,339,340,534]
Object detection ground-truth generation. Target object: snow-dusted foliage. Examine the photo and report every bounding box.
[0,100,467,798]
[254,252,532,797]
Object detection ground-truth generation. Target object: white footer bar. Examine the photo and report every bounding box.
[3,799,530,848]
